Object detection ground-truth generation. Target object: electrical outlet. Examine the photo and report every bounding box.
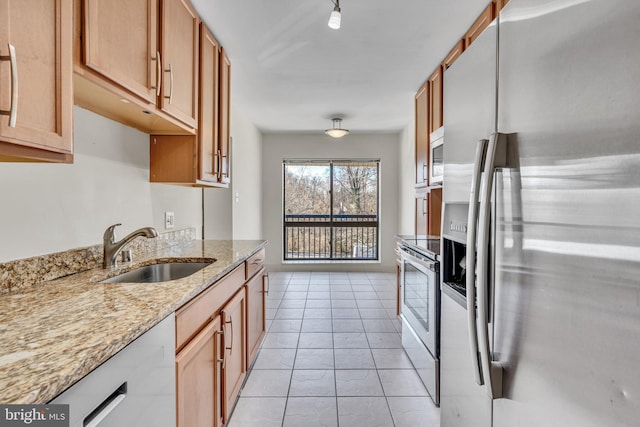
[165,211,175,229]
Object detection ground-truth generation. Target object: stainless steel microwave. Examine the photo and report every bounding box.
[430,127,444,184]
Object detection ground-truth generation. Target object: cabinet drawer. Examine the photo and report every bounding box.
[176,265,244,350]
[245,248,265,280]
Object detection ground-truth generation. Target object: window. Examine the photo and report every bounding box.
[283,159,379,261]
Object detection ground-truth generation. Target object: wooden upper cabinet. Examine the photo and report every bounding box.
[0,0,73,162]
[198,24,220,183]
[75,0,192,135]
[429,66,443,132]
[150,23,231,188]
[442,40,465,71]
[218,47,231,184]
[160,0,199,128]
[414,83,428,186]
[82,0,158,104]
[464,3,495,47]
[496,0,510,14]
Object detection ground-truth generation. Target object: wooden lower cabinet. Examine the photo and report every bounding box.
[221,289,247,423]
[245,269,266,369]
[174,252,266,426]
[176,316,222,427]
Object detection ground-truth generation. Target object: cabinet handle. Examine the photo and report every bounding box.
[422,197,427,216]
[222,154,228,178]
[216,149,222,182]
[164,64,173,104]
[151,51,161,97]
[423,163,428,182]
[0,44,18,127]
[264,273,270,295]
[225,318,234,355]
[216,330,226,368]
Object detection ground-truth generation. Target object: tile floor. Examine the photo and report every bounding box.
[227,271,440,427]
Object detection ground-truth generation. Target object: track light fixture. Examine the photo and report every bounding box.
[328,0,342,30]
[325,118,349,138]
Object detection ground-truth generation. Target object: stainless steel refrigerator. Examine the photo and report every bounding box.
[440,0,640,426]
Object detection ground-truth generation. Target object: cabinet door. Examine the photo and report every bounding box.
[442,40,465,71]
[176,316,223,427]
[496,0,510,14]
[160,0,198,128]
[221,289,246,423]
[464,3,495,47]
[82,0,158,103]
[428,187,442,236]
[0,0,72,161]
[429,66,443,132]
[217,47,231,184]
[414,83,428,185]
[245,269,265,369]
[198,24,220,182]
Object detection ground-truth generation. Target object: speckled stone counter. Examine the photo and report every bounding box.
[0,239,267,404]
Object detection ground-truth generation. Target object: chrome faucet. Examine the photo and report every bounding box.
[103,223,158,268]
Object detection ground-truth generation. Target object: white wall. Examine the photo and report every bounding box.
[0,107,202,262]
[398,118,416,235]
[203,106,262,240]
[230,107,262,239]
[261,133,400,272]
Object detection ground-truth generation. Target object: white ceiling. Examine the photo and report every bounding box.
[190,0,490,133]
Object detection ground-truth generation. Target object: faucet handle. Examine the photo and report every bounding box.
[104,223,122,243]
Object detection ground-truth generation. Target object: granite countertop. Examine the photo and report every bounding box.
[0,239,267,404]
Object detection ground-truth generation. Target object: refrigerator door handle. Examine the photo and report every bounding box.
[466,138,489,386]
[477,132,507,399]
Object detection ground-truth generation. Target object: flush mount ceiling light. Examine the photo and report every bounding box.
[328,0,342,29]
[325,118,349,138]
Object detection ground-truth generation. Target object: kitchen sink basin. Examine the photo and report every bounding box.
[102,262,213,284]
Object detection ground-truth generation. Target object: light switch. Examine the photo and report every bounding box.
[165,212,175,229]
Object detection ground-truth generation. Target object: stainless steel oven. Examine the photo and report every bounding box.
[400,247,438,352]
[399,240,440,406]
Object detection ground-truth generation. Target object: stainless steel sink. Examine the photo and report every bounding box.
[102,262,213,283]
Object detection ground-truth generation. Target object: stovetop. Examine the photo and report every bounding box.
[396,235,441,260]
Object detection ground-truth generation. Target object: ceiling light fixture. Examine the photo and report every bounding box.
[328,0,342,30]
[325,118,349,138]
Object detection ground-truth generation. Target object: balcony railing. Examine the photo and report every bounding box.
[284,214,378,261]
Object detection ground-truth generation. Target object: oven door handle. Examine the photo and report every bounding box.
[466,138,488,386]
[401,250,437,272]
